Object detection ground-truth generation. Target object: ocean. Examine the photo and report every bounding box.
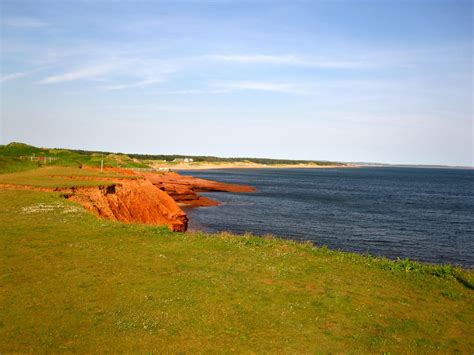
[180,167,474,267]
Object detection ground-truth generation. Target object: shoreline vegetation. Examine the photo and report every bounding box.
[0,142,350,171]
[1,142,473,352]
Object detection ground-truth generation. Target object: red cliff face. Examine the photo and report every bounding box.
[1,168,255,232]
[68,179,189,232]
[68,170,254,230]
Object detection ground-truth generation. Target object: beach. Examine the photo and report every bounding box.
[150,161,356,170]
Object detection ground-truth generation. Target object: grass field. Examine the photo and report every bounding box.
[1,189,472,353]
[0,157,39,174]
[0,142,149,169]
[0,142,347,170]
[0,166,139,188]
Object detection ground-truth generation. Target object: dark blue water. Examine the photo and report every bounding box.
[179,168,474,267]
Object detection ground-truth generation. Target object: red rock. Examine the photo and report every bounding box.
[1,168,254,232]
[66,170,254,230]
[143,172,255,207]
[68,179,188,232]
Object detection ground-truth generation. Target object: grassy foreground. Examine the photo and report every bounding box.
[1,189,473,353]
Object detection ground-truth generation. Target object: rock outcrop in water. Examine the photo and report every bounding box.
[143,172,255,207]
[71,170,254,230]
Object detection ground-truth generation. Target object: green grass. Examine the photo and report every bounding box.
[0,189,472,353]
[0,141,346,168]
[0,142,44,156]
[0,142,149,169]
[0,156,39,174]
[0,166,140,188]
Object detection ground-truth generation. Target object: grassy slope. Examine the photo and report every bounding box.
[0,142,148,169]
[1,189,472,353]
[0,157,39,174]
[1,142,346,167]
[0,166,139,188]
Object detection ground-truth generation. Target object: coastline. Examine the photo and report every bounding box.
[0,166,255,232]
[1,148,473,352]
[151,162,358,170]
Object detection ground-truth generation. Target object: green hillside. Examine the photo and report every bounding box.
[0,142,346,168]
[0,142,148,172]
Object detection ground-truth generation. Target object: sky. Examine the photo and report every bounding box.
[0,0,472,166]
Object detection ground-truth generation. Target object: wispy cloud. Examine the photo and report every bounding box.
[100,103,192,113]
[208,54,373,69]
[155,89,228,95]
[210,54,303,65]
[104,77,166,91]
[1,71,30,83]
[1,17,48,28]
[33,52,179,88]
[37,64,116,84]
[213,81,306,94]
[1,67,46,83]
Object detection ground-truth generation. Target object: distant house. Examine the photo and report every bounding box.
[173,158,194,163]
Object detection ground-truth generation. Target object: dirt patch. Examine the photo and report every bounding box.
[21,203,83,214]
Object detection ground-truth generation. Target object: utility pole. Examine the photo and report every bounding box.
[101,154,104,172]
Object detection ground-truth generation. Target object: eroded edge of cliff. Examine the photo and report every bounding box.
[0,169,255,232]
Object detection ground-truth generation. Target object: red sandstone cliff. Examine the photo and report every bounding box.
[1,168,254,232]
[67,179,189,232]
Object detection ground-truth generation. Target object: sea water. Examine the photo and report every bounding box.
[180,167,474,267]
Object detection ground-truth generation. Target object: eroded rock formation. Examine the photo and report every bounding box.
[143,172,255,207]
[67,179,188,232]
[1,169,254,232]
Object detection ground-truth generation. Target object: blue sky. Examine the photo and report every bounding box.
[1,0,472,166]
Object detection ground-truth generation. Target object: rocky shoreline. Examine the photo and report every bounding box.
[0,167,255,232]
[78,169,255,231]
